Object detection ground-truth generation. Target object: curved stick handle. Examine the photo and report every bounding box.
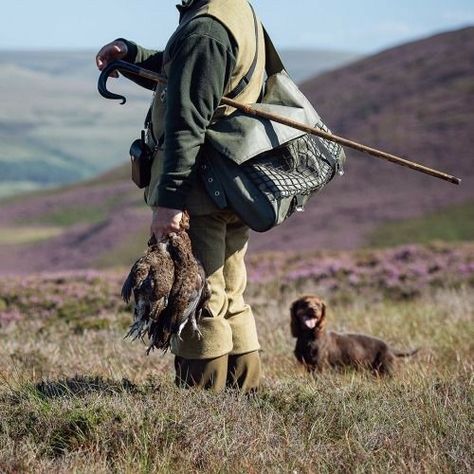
[97,60,131,104]
[98,60,167,105]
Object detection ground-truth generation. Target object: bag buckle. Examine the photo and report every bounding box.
[295,194,305,212]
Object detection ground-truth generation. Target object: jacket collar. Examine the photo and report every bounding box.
[176,0,208,21]
[176,0,198,13]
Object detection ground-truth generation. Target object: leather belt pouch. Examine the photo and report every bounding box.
[129,137,152,189]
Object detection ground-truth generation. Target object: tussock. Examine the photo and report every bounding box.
[0,251,473,472]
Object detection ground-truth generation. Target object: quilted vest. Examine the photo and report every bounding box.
[145,0,266,210]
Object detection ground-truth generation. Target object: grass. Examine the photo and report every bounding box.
[0,226,64,245]
[0,181,48,200]
[0,267,472,472]
[95,223,149,269]
[0,204,108,247]
[28,205,107,228]
[368,201,474,248]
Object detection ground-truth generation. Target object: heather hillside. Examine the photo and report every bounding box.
[0,28,473,273]
[251,26,474,251]
[1,244,472,472]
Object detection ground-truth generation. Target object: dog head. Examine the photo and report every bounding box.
[290,295,326,337]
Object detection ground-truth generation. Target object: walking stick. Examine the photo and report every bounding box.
[98,60,461,185]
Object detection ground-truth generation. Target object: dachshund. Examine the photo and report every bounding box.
[290,295,418,376]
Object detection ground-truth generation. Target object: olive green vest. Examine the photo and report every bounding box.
[145,0,266,212]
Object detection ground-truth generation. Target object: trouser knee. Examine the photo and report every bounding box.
[174,350,261,393]
[227,350,262,392]
[174,354,228,393]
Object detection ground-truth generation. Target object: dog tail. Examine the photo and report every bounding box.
[393,348,420,358]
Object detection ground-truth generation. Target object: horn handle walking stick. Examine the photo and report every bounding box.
[98,60,461,185]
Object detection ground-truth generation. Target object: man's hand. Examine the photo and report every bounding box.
[151,207,184,239]
[96,40,128,78]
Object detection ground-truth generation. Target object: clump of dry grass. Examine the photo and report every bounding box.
[0,258,473,472]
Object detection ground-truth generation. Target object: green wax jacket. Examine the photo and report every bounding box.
[120,3,238,211]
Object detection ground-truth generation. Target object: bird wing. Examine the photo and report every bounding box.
[180,284,204,322]
[121,266,137,303]
[121,257,150,303]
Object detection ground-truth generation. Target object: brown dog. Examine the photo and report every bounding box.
[290,295,418,376]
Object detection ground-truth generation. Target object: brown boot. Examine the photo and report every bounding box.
[174,354,228,393]
[227,350,261,393]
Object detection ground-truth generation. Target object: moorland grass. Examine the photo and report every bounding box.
[368,201,474,248]
[94,223,150,269]
[0,226,64,245]
[0,275,472,473]
[27,206,107,228]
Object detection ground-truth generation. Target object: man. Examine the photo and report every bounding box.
[96,0,266,392]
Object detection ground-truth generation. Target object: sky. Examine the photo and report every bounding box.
[1,0,473,53]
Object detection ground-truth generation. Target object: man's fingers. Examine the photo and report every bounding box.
[150,208,184,240]
[96,55,104,70]
[95,41,127,71]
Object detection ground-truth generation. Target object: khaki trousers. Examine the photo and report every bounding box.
[175,351,261,393]
[170,210,260,359]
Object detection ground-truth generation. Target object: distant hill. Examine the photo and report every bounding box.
[0,48,358,199]
[251,26,474,251]
[280,49,359,83]
[0,28,472,273]
[0,50,150,199]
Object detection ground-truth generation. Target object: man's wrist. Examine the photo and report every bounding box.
[156,189,187,211]
[114,38,137,63]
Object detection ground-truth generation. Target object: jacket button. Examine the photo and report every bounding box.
[215,191,220,197]
[208,178,214,183]
[201,164,207,170]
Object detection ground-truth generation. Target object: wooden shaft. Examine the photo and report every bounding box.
[115,63,462,185]
[134,68,166,83]
[222,97,461,185]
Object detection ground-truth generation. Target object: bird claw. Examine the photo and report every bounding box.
[177,319,188,339]
[190,315,203,339]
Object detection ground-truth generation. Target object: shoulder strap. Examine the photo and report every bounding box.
[227,12,288,99]
[224,3,289,100]
[226,3,260,99]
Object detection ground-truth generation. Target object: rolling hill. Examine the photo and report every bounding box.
[251,26,474,251]
[0,27,473,273]
[0,48,358,199]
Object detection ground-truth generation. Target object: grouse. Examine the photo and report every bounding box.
[121,212,210,353]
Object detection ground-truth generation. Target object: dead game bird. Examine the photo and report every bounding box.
[121,212,210,353]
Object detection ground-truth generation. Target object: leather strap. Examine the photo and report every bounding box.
[226,3,287,100]
[226,3,260,99]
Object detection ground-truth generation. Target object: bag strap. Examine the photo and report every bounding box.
[227,4,288,100]
[226,4,260,99]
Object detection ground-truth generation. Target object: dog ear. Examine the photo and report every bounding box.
[290,301,300,337]
[316,301,327,330]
